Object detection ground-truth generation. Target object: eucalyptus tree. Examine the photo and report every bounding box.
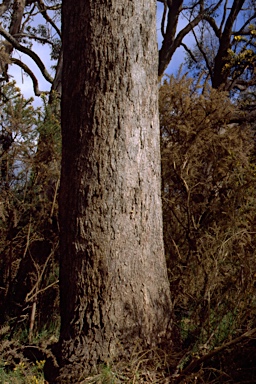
[50,0,173,382]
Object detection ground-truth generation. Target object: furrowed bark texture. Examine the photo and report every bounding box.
[59,0,172,380]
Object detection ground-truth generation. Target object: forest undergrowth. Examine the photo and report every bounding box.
[1,76,256,383]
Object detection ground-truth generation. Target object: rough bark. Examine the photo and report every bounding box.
[57,0,172,381]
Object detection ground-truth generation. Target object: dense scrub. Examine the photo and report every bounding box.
[0,84,60,338]
[160,75,256,382]
[0,77,256,382]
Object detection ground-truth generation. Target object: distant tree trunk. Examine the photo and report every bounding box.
[57,0,172,381]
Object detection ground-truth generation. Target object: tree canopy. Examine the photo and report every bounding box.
[0,1,255,96]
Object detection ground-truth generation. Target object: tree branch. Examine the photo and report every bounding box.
[161,0,167,38]
[0,24,53,83]
[219,0,228,33]
[159,10,203,76]
[158,0,223,76]
[0,0,12,17]
[11,57,49,96]
[180,42,197,63]
[37,0,61,38]
[13,33,56,46]
[51,49,62,95]
[203,15,222,38]
[236,11,256,34]
[192,27,213,79]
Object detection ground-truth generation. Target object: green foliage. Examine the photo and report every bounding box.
[0,322,59,384]
[0,359,45,384]
[224,45,256,85]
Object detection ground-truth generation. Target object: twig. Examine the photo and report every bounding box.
[23,216,32,258]
[50,177,60,218]
[26,279,59,304]
[25,240,59,303]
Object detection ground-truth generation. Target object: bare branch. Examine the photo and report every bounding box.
[44,4,61,11]
[204,15,222,38]
[0,24,53,83]
[8,0,26,45]
[236,11,256,34]
[192,27,213,79]
[220,0,228,32]
[158,14,202,76]
[158,0,224,76]
[161,0,167,38]
[11,57,49,96]
[37,0,61,38]
[181,42,197,63]
[212,0,247,89]
[13,33,56,46]
[51,49,62,95]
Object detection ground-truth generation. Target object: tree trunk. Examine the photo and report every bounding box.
[58,0,172,381]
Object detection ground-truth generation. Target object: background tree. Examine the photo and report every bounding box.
[158,0,225,77]
[184,0,256,91]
